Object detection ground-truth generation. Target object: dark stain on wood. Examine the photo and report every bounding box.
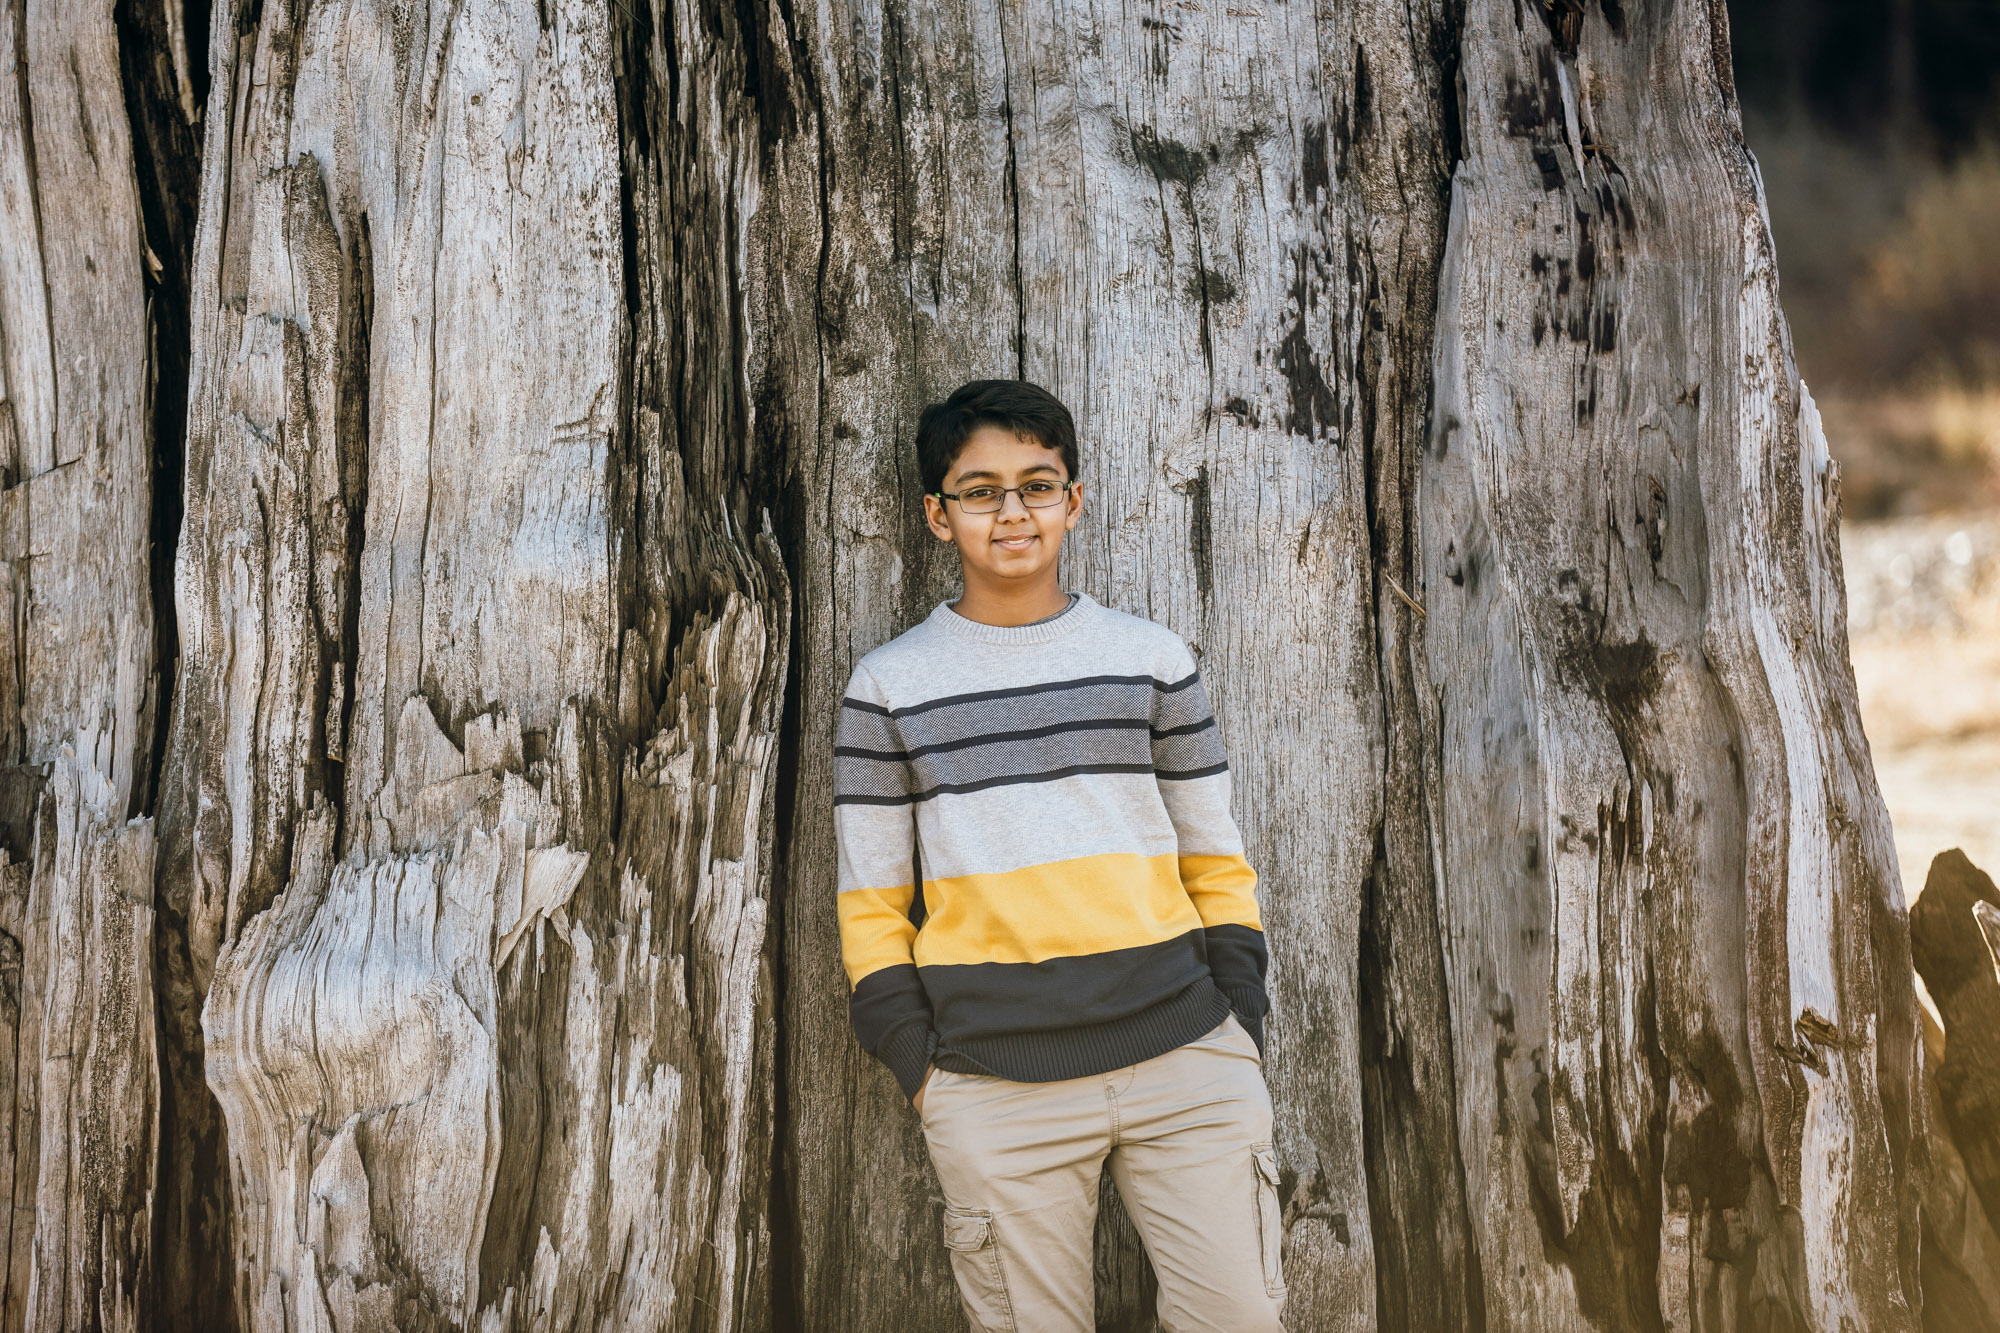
[1533,0,1587,56]
[1190,265,1237,307]
[1500,47,1567,190]
[1302,119,1330,196]
[1351,45,1373,141]
[1357,828,1491,1333]
[1187,463,1213,601]
[1275,249,1338,440]
[1130,125,1208,186]
[1140,14,1180,82]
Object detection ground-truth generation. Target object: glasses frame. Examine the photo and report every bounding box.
[932,479,1076,515]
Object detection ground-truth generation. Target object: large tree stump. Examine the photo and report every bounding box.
[0,0,1929,1327]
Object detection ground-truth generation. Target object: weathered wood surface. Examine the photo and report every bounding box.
[158,0,789,1326]
[1414,5,1920,1328]
[783,0,1460,1320]
[789,1,1921,1330]
[0,0,1934,1328]
[0,0,183,1325]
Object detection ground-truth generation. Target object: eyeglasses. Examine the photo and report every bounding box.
[933,479,1074,514]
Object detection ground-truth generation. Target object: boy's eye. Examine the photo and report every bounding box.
[961,487,1000,501]
[1020,481,1058,495]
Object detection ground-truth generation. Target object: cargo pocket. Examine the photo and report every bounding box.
[1251,1144,1288,1298]
[942,1206,1018,1331]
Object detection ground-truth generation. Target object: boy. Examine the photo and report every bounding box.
[833,379,1286,1331]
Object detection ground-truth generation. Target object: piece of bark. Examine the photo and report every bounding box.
[1918,1003,2000,1333]
[1911,849,2000,1236]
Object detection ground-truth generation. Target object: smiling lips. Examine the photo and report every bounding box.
[995,535,1037,548]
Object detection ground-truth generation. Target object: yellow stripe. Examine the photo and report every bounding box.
[837,885,919,988]
[914,851,1203,967]
[1180,853,1262,930]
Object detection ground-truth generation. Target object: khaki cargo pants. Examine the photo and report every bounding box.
[918,1012,1287,1332]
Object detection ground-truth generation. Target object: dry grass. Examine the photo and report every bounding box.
[1817,387,2000,517]
[1754,116,2000,516]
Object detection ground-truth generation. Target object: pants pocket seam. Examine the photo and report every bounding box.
[1250,1142,1288,1299]
[942,1205,1020,1331]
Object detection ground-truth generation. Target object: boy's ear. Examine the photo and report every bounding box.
[923,493,955,542]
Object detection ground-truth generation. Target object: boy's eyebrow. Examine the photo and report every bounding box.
[950,463,1064,483]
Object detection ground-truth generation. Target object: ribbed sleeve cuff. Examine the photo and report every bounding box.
[1219,984,1269,1056]
[877,1022,937,1101]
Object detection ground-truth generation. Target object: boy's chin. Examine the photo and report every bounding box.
[967,544,1060,578]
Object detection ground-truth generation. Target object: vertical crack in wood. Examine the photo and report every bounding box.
[110,0,221,1319]
[996,12,1024,380]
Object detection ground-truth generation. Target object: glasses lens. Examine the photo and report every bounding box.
[954,482,1065,513]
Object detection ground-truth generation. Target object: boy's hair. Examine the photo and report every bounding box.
[916,380,1079,496]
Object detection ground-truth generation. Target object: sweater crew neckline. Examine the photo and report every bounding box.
[932,590,1102,645]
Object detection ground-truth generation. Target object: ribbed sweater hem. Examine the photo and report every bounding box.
[878,1022,938,1101]
[1219,983,1269,1055]
[929,978,1233,1084]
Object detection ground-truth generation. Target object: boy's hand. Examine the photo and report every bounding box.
[911,1064,934,1114]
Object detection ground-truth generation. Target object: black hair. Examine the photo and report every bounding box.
[915,379,1079,496]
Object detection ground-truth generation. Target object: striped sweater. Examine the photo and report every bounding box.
[833,590,1270,1100]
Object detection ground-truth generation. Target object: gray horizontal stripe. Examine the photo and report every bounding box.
[899,681,1154,747]
[1152,676,1212,732]
[889,678,1188,751]
[836,717,1227,804]
[1151,726,1228,775]
[833,705,904,755]
[838,714,1217,764]
[836,715,1154,762]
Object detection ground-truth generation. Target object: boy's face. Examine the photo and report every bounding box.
[923,426,1082,582]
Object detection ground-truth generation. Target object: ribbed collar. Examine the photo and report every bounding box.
[931,590,1103,645]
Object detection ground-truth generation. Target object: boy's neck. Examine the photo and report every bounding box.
[949,578,1073,628]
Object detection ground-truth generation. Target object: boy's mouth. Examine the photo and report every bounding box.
[994,534,1037,549]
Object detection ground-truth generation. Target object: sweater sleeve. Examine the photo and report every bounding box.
[833,661,936,1099]
[1151,640,1272,1052]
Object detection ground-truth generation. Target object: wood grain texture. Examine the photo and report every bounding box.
[0,0,156,806]
[1418,3,1919,1327]
[160,0,791,1327]
[0,0,173,1327]
[785,2,1920,1330]
[17,751,157,1333]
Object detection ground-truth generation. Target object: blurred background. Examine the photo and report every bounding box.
[1728,0,2000,901]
